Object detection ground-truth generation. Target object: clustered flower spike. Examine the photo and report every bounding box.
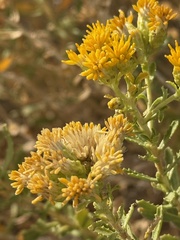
[9,114,132,207]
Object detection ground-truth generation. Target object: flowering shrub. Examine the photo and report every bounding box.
[9,0,180,239]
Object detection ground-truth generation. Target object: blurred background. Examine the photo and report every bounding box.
[0,0,179,239]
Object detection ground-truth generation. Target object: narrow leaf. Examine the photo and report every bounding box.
[152,205,163,240]
[122,203,135,228]
[166,81,178,92]
[160,234,180,240]
[159,121,179,149]
[123,168,157,182]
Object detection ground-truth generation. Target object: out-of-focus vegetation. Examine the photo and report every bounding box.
[0,1,115,239]
[0,0,180,239]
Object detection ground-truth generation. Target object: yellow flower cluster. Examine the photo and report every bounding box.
[9,115,132,207]
[133,0,176,28]
[133,0,176,49]
[63,0,176,83]
[62,12,136,83]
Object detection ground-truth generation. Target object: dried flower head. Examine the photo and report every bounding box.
[9,115,132,207]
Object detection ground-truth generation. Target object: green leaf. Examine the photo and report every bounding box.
[136,200,156,220]
[152,205,163,240]
[160,234,180,240]
[149,62,156,78]
[126,134,151,148]
[136,92,147,101]
[150,96,163,109]
[116,205,124,219]
[164,147,174,165]
[76,196,94,210]
[166,81,178,92]
[164,191,177,204]
[89,220,117,239]
[151,86,168,110]
[123,168,157,182]
[122,203,135,228]
[137,200,180,229]
[167,166,180,190]
[167,120,179,139]
[23,218,59,240]
[164,148,180,190]
[92,220,114,235]
[76,208,92,228]
[116,205,138,240]
[161,86,169,99]
[159,121,179,149]
[157,109,165,122]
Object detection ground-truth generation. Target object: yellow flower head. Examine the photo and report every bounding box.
[62,15,136,83]
[80,48,110,81]
[103,35,135,68]
[165,41,180,86]
[148,5,177,31]
[83,21,111,51]
[133,0,157,17]
[61,121,101,160]
[9,163,30,195]
[9,152,46,195]
[59,176,94,207]
[105,114,132,135]
[63,49,83,67]
[27,173,55,205]
[62,20,112,79]
[165,41,180,70]
[90,147,124,180]
[9,115,132,207]
[133,0,176,26]
[108,10,133,35]
[133,0,176,50]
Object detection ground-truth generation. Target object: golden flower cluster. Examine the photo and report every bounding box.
[133,0,176,28]
[62,0,176,84]
[133,0,176,50]
[9,115,132,207]
[62,11,136,83]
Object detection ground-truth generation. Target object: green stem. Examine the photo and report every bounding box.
[111,83,152,139]
[110,77,178,193]
[151,147,172,192]
[131,99,152,137]
[111,81,173,193]
[142,62,154,131]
